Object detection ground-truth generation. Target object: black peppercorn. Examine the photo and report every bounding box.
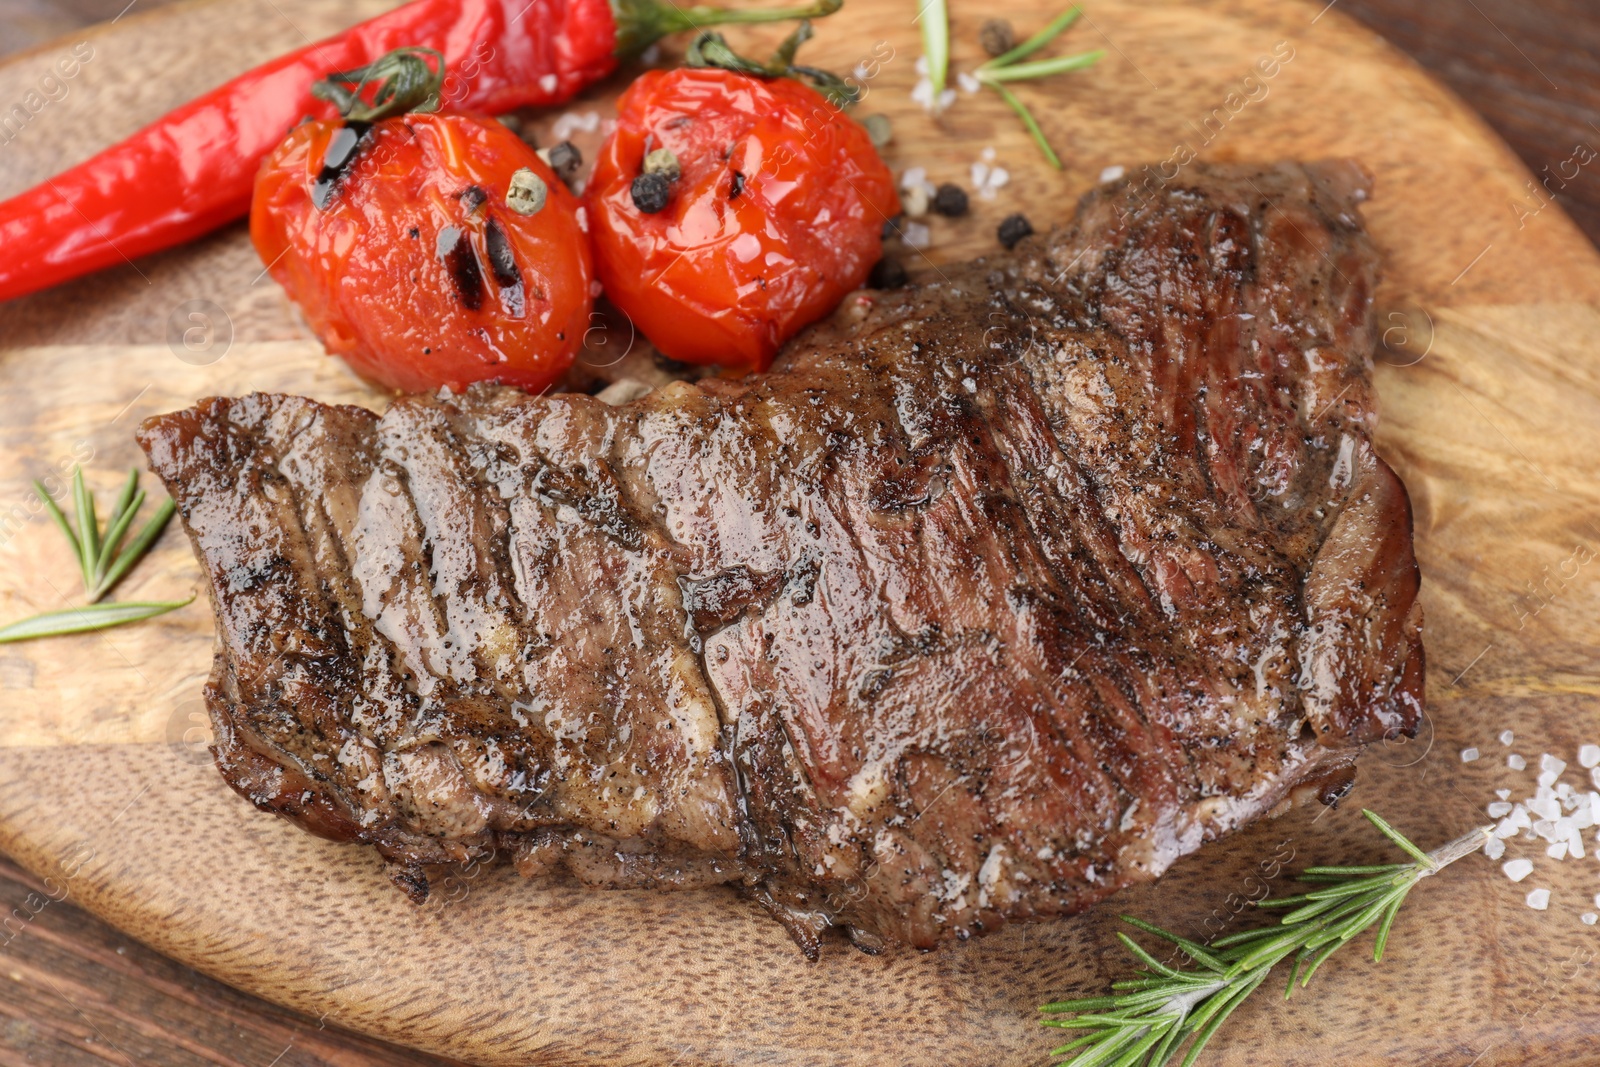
[540,140,583,186]
[980,18,1015,58]
[997,212,1034,250]
[881,214,904,240]
[869,257,908,290]
[932,183,969,217]
[631,172,672,213]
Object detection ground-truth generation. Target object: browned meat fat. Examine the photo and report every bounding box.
[137,161,1422,955]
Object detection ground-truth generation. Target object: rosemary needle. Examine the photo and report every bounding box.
[972,6,1103,168]
[0,597,195,645]
[916,0,950,99]
[0,466,189,643]
[977,50,1104,84]
[1040,811,1492,1066]
[992,83,1063,170]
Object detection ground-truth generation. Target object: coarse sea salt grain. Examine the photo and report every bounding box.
[1495,805,1531,838]
[1485,835,1506,860]
[968,162,1011,200]
[1539,754,1568,786]
[551,110,601,140]
[901,221,932,250]
[1508,753,1527,771]
[1500,730,1515,746]
[1547,841,1569,860]
[1526,888,1551,910]
[1496,788,1512,800]
[1100,164,1126,183]
[1576,798,1599,830]
[910,78,946,111]
[1462,747,1481,762]
[1487,801,1513,818]
[1592,766,1600,790]
[1583,913,1599,925]
[958,71,982,94]
[1581,744,1600,769]
[1503,858,1534,882]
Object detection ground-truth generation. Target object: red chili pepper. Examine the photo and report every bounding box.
[0,0,841,304]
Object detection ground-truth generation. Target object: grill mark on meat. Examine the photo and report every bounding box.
[272,404,403,826]
[139,161,1422,952]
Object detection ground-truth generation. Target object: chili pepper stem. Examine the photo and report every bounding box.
[612,0,844,59]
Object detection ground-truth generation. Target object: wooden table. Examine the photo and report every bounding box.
[1,2,1596,1065]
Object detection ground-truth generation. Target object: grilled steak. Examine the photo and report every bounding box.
[138,161,1422,954]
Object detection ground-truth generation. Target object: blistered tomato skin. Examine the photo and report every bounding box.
[587,69,900,374]
[251,113,594,394]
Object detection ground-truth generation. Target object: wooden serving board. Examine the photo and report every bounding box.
[3,1,1599,1063]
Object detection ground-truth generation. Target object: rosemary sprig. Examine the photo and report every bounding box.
[974,6,1103,168]
[0,466,190,643]
[1039,811,1492,1066]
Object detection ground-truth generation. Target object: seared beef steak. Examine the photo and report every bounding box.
[138,162,1422,954]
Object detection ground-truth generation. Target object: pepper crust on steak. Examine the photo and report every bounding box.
[138,161,1422,955]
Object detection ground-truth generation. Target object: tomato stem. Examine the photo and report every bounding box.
[311,47,446,123]
[612,0,844,60]
[685,23,860,108]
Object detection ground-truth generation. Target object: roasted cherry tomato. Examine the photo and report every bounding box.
[587,68,899,373]
[252,112,593,394]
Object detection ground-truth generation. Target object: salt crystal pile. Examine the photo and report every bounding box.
[1481,740,1600,917]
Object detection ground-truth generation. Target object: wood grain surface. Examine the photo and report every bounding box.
[0,848,471,1067]
[2,1,1600,1065]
